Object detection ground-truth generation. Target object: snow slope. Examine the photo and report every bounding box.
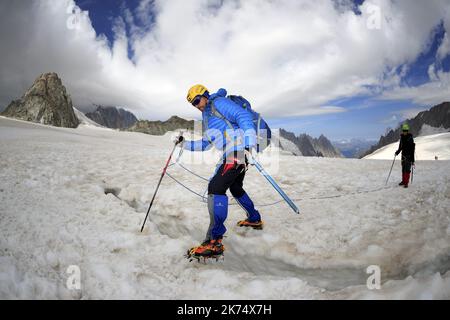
[73,107,105,128]
[365,132,450,160]
[278,137,303,156]
[1,116,449,299]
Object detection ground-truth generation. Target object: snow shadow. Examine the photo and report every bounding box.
[211,247,450,291]
[103,186,145,211]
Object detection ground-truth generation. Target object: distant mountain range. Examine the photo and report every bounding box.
[278,128,343,158]
[361,102,450,158]
[83,106,194,135]
[126,116,194,135]
[332,139,377,158]
[85,105,137,129]
[81,106,342,158]
[79,105,342,158]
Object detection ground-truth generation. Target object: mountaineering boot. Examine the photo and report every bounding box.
[189,239,224,257]
[237,219,264,230]
[185,195,228,261]
[235,193,263,229]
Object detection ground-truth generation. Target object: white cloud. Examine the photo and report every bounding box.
[437,7,450,61]
[0,0,449,121]
[437,32,450,61]
[381,114,397,124]
[381,69,450,105]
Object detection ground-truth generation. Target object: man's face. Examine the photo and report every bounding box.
[402,130,408,135]
[194,96,208,112]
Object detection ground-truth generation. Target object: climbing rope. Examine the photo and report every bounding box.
[176,162,210,182]
[165,160,395,207]
[166,171,208,201]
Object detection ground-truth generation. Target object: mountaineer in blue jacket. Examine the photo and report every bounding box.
[180,84,264,258]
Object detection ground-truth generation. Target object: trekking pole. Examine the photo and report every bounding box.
[385,154,397,186]
[246,152,300,214]
[140,134,183,232]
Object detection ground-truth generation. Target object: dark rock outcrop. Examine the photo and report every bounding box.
[279,129,343,158]
[313,134,344,158]
[2,73,79,128]
[85,105,137,129]
[361,102,450,158]
[297,133,320,156]
[127,116,194,135]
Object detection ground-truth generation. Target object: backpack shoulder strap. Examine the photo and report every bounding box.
[210,99,234,129]
[202,111,212,144]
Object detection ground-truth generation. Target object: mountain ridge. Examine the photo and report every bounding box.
[126,115,195,135]
[85,105,138,129]
[279,128,343,158]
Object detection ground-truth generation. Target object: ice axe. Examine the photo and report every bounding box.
[246,151,300,214]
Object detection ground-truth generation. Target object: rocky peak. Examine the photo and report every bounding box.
[279,129,343,158]
[85,105,138,129]
[1,72,79,128]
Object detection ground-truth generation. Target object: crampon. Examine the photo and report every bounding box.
[237,219,264,230]
[185,240,225,263]
[185,249,224,263]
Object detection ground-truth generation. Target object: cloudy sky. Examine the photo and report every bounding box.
[0,0,449,140]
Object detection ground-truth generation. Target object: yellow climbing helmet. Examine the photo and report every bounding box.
[187,84,208,103]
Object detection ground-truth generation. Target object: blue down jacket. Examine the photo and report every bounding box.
[184,88,257,156]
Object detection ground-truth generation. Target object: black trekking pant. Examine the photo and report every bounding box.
[208,161,247,197]
[401,155,412,173]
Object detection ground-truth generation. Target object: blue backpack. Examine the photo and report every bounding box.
[211,95,272,152]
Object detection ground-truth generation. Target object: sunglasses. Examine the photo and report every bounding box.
[192,96,202,107]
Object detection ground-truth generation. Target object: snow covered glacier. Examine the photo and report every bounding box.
[0,116,449,299]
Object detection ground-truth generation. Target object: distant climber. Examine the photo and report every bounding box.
[395,124,415,188]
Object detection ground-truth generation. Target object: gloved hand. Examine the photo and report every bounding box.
[244,147,255,166]
[395,150,400,156]
[173,135,184,145]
